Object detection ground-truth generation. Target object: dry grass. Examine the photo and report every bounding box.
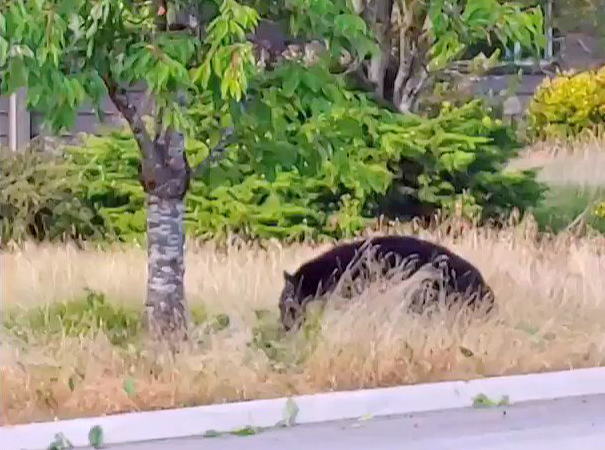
[508,137,605,188]
[2,223,605,426]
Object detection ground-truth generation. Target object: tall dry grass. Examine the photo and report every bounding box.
[2,223,605,426]
[509,137,605,187]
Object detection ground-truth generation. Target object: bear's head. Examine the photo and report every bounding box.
[279,271,305,331]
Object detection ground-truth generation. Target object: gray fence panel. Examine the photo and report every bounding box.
[30,110,126,137]
[30,86,149,138]
[0,96,8,146]
[0,111,8,142]
[0,96,9,112]
[472,74,549,97]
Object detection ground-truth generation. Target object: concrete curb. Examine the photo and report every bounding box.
[2,367,605,450]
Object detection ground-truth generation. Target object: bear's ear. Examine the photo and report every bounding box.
[283,270,296,284]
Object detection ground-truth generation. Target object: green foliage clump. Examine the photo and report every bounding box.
[527,66,605,140]
[1,63,544,243]
[63,132,152,243]
[0,148,100,244]
[186,62,545,239]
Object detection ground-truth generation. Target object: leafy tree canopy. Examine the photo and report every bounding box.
[0,0,260,137]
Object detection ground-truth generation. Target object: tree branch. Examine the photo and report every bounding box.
[192,126,237,178]
[104,77,154,161]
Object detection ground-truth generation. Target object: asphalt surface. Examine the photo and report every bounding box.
[96,394,605,450]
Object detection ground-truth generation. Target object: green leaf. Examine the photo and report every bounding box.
[301,70,323,93]
[48,433,74,450]
[353,162,391,194]
[230,426,259,436]
[88,425,104,449]
[439,151,476,172]
[215,313,230,329]
[0,37,8,67]
[282,69,301,97]
[334,13,367,35]
[463,0,498,26]
[5,58,28,93]
[472,393,496,408]
[123,377,136,396]
[472,393,510,408]
[283,398,299,427]
[262,141,298,169]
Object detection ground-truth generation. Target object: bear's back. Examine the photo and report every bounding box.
[291,235,486,301]
[292,241,362,299]
[368,235,487,288]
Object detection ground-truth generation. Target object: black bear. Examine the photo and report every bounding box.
[279,235,495,331]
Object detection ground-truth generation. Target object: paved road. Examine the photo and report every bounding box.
[98,394,605,450]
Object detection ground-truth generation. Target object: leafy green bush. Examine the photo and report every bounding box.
[63,132,159,243]
[2,62,545,243]
[527,66,605,140]
[0,148,100,244]
[186,62,546,239]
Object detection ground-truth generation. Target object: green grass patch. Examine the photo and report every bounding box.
[1,292,236,347]
[472,393,510,408]
[531,185,605,233]
[2,291,143,346]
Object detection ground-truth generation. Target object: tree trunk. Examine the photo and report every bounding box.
[368,42,392,98]
[104,75,191,342]
[145,193,187,338]
[392,64,429,113]
[392,1,430,113]
[364,0,395,98]
[139,129,192,340]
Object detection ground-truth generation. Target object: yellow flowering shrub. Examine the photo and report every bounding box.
[594,202,605,219]
[527,66,605,140]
